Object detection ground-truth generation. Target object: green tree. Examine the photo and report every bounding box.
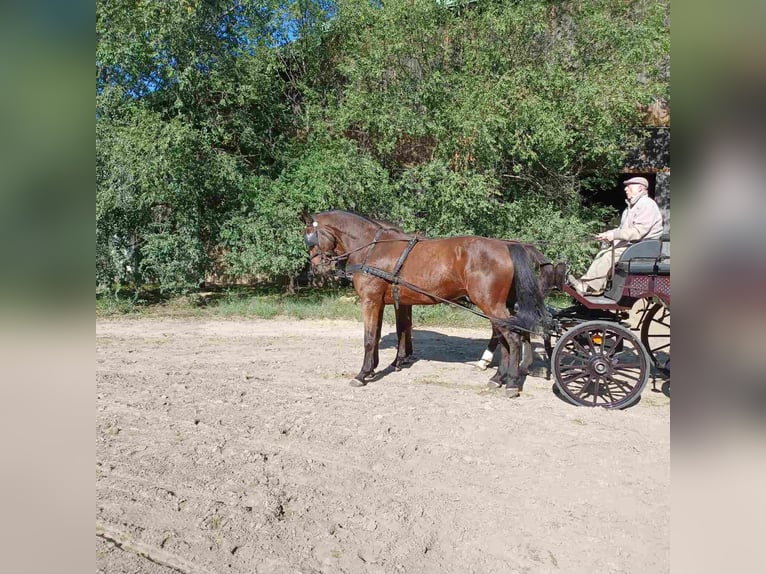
[97,0,669,290]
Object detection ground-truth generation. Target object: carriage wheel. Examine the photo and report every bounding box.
[640,303,670,374]
[552,321,650,409]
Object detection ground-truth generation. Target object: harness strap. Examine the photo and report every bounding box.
[345,264,398,283]
[362,228,386,266]
[390,237,419,310]
[392,237,419,276]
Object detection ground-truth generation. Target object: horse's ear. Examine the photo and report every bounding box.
[300,208,314,225]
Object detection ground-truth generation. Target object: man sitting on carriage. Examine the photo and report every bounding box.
[568,176,664,296]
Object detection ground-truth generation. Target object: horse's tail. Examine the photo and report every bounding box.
[498,244,548,334]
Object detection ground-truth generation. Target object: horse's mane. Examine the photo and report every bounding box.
[315,210,406,233]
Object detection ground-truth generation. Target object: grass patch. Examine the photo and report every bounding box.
[96,292,144,315]
[97,285,568,328]
[551,294,574,307]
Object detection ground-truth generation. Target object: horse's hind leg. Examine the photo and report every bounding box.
[520,335,533,379]
[543,334,553,380]
[476,327,500,370]
[392,304,414,370]
[489,333,534,390]
[487,333,508,388]
[497,327,524,398]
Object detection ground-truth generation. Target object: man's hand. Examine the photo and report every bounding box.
[595,231,614,242]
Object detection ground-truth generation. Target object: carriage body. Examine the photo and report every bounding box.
[549,237,670,409]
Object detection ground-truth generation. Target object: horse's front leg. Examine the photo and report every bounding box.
[350,298,384,387]
[392,304,414,370]
[373,304,384,370]
[404,304,413,357]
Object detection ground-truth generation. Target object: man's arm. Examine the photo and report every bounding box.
[600,200,662,242]
[611,199,662,241]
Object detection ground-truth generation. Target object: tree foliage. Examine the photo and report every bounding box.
[97,0,669,291]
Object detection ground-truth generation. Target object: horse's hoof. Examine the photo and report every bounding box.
[363,370,376,381]
[392,356,414,370]
[506,387,521,399]
[487,380,502,389]
[349,379,367,387]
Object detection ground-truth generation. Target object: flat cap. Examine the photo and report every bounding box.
[624,176,649,188]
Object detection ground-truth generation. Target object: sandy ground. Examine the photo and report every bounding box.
[96,318,669,574]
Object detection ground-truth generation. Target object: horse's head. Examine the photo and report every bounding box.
[302,214,338,276]
[552,262,567,291]
[539,261,568,293]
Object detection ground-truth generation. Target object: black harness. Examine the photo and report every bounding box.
[346,235,420,309]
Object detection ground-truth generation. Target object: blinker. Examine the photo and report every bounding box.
[304,230,319,247]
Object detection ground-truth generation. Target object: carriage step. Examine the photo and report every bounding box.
[562,285,620,307]
[581,294,617,305]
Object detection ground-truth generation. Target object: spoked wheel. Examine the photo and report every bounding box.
[552,321,651,409]
[640,302,670,375]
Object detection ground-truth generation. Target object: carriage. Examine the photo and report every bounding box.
[547,236,670,409]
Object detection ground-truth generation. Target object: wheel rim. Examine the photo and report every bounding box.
[640,303,670,372]
[553,322,649,408]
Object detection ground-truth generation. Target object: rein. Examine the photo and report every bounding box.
[314,237,416,264]
[307,215,596,266]
[343,263,544,336]
[306,219,417,269]
[312,235,593,265]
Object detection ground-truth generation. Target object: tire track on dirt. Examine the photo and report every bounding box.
[97,521,217,574]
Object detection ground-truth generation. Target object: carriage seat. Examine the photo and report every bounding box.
[614,236,670,275]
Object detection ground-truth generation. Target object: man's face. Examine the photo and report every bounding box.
[625,183,643,201]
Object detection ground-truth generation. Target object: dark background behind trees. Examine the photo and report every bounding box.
[96,0,669,293]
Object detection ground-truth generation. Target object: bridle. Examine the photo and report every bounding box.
[304,220,412,268]
[304,222,340,267]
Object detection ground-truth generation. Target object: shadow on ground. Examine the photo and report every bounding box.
[379,329,490,363]
[379,329,551,376]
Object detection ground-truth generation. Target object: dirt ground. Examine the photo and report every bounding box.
[96,317,669,574]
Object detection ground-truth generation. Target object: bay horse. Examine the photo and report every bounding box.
[303,210,547,397]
